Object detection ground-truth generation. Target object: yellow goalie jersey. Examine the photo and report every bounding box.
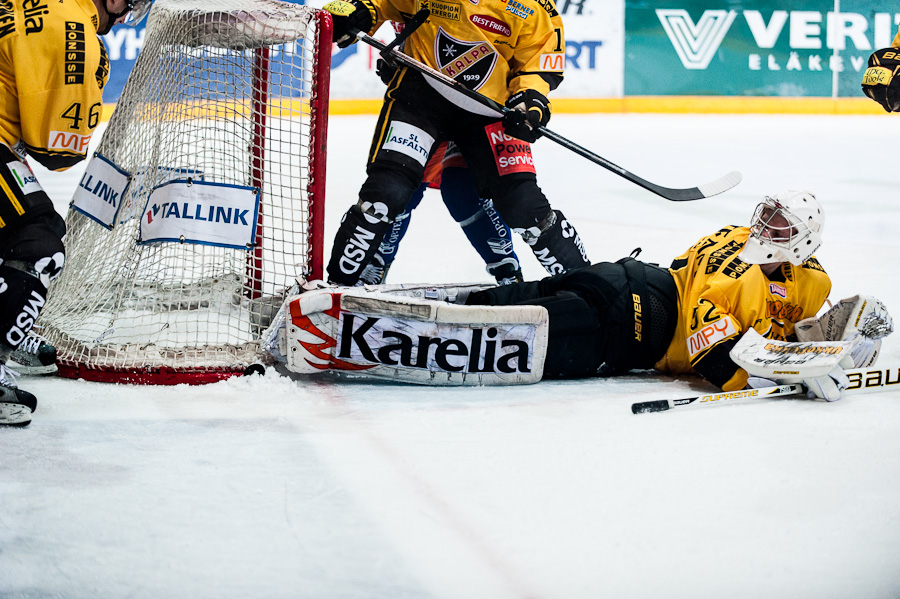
[654,226,832,391]
[360,0,565,102]
[0,0,109,171]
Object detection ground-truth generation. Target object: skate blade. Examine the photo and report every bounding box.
[6,362,58,376]
[0,402,33,426]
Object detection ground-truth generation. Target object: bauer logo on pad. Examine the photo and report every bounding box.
[139,180,260,249]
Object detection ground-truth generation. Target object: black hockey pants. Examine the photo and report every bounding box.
[466,259,679,379]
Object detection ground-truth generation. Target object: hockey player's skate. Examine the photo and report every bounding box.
[8,330,58,375]
[487,258,524,286]
[0,364,37,427]
[359,254,391,285]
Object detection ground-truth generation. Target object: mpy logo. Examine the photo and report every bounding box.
[656,9,737,69]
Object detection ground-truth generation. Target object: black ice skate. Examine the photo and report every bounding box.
[487,258,524,286]
[0,364,37,427]
[359,254,391,285]
[8,331,58,375]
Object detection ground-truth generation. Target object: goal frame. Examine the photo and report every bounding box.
[49,7,333,385]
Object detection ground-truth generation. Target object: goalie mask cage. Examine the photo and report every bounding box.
[38,0,332,385]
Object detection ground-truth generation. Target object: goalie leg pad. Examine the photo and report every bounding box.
[282,288,548,385]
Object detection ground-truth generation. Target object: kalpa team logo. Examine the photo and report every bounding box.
[656,9,737,69]
[435,28,497,90]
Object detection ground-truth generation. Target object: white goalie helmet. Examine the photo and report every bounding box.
[739,190,824,266]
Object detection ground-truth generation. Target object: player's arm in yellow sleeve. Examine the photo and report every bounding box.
[507,4,564,97]
[502,3,564,142]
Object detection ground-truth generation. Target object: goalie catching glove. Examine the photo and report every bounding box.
[795,295,893,368]
[862,48,900,112]
[502,90,550,143]
[730,329,854,402]
[322,0,375,48]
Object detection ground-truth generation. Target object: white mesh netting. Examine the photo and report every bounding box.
[38,0,330,383]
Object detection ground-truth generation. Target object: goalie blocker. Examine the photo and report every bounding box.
[275,287,549,385]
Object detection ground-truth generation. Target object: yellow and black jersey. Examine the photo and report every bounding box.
[654,226,832,391]
[0,0,108,171]
[362,0,565,103]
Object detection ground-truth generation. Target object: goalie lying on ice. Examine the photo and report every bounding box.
[264,191,893,397]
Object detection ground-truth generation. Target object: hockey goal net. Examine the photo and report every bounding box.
[38,0,332,384]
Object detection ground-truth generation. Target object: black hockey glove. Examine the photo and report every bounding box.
[862,48,900,112]
[375,58,398,85]
[323,0,375,49]
[502,90,550,143]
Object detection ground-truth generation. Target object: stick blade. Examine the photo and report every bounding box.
[641,170,742,202]
[697,170,742,198]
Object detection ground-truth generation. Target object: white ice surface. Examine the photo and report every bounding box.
[3,113,900,599]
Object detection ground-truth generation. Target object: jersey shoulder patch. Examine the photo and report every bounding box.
[802,257,826,273]
[705,239,746,276]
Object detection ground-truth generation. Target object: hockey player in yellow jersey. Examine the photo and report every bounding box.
[464,191,890,398]
[322,0,591,287]
[0,0,154,426]
[328,0,565,107]
[653,199,832,391]
[861,23,900,111]
[276,192,892,397]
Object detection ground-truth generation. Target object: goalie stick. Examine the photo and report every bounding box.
[631,364,900,414]
[351,21,741,202]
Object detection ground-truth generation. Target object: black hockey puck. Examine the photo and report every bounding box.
[244,363,266,377]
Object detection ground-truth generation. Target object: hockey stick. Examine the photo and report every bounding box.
[631,364,900,414]
[352,26,741,202]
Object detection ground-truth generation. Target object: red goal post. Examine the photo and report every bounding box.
[38,0,332,384]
